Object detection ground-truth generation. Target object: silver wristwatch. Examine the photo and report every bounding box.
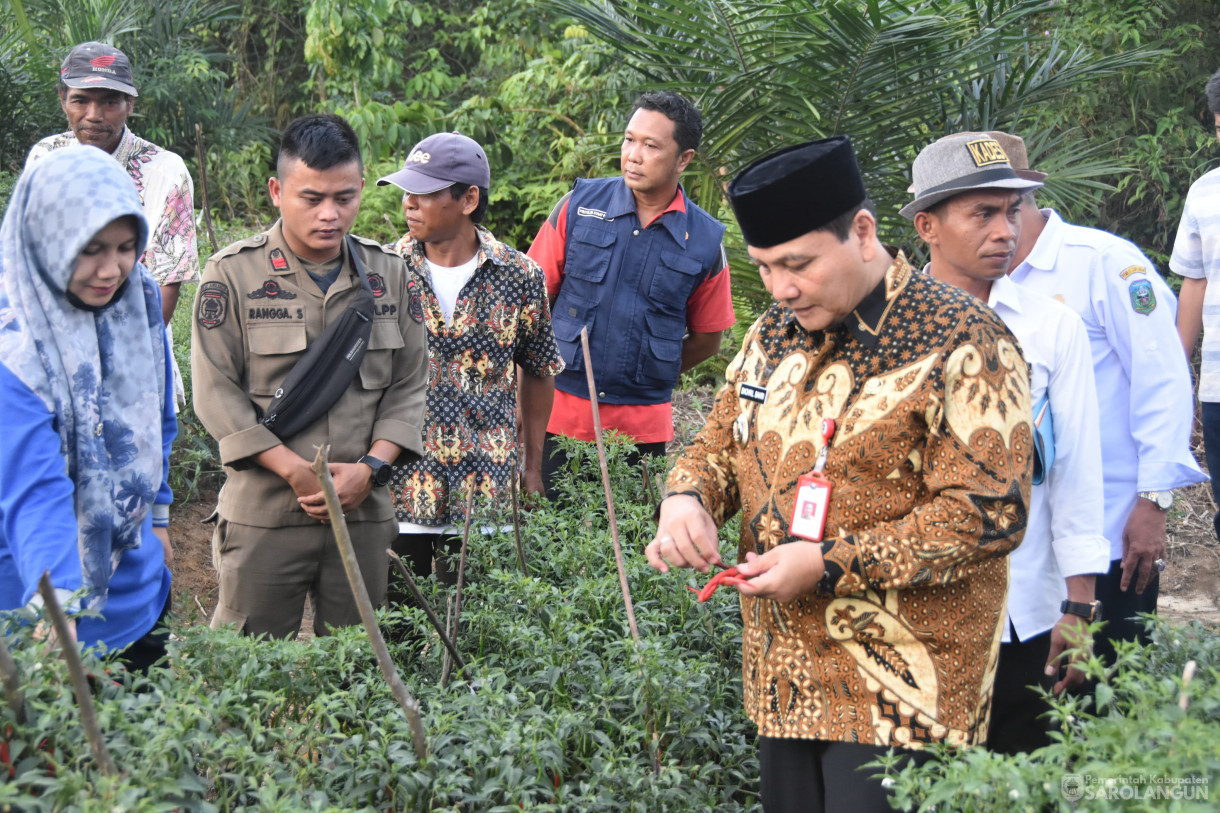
[1138,490,1173,511]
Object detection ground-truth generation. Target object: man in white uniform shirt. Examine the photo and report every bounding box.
[905,133,1110,753]
[1173,67,1220,540]
[1001,131,1206,667]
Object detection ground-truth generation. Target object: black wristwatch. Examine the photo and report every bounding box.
[1060,599,1103,622]
[357,454,393,487]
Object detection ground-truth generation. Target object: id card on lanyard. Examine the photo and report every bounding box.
[789,418,837,542]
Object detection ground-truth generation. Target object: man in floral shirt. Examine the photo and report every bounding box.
[379,132,563,583]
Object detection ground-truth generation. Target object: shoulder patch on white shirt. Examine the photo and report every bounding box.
[1119,265,1146,280]
[1128,279,1156,314]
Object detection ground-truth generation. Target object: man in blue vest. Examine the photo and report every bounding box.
[528,91,735,498]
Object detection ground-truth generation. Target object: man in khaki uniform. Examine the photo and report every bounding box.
[192,114,427,638]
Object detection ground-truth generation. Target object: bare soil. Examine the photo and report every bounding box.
[167,395,1220,628]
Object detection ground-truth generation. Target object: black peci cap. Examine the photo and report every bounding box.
[728,136,866,248]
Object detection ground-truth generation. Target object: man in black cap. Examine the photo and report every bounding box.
[376,132,563,587]
[26,42,199,330]
[646,136,1032,812]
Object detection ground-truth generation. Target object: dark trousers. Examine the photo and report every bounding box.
[1201,401,1220,539]
[1093,557,1158,667]
[758,737,932,813]
[986,626,1053,755]
[389,532,462,591]
[540,432,666,502]
[386,532,462,649]
[116,592,171,675]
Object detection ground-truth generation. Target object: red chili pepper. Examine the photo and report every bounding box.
[686,566,749,602]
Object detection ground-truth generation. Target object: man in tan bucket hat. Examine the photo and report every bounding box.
[907,132,1110,755]
[994,130,1205,685]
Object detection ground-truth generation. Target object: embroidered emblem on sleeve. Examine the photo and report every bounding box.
[1128,279,1156,315]
[367,273,386,298]
[197,281,229,329]
[406,279,424,323]
[1119,265,1147,280]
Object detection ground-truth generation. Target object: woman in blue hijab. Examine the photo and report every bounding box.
[0,145,175,671]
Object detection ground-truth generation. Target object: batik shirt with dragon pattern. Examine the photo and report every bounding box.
[667,252,1032,749]
[388,225,564,526]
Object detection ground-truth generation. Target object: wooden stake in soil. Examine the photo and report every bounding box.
[36,573,117,775]
[386,550,468,673]
[0,636,25,724]
[511,474,529,576]
[579,326,640,641]
[193,123,219,254]
[442,488,476,687]
[310,447,427,760]
[640,456,658,510]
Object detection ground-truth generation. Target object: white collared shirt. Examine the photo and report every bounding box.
[1010,209,1207,559]
[988,275,1110,641]
[1169,165,1220,401]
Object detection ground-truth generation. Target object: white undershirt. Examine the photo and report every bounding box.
[426,255,479,324]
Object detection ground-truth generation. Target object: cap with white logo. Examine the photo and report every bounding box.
[377,131,491,194]
[60,42,138,97]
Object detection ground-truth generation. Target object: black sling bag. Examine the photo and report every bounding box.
[261,235,376,439]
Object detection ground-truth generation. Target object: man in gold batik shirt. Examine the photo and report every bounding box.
[647,136,1032,813]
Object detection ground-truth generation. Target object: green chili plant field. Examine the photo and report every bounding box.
[0,440,761,811]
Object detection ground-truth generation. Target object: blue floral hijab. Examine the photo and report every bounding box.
[0,145,165,609]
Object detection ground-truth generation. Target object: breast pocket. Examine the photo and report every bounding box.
[648,250,703,309]
[359,319,405,391]
[247,324,307,396]
[567,225,616,283]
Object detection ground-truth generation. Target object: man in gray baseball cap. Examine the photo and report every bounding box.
[377,132,562,614]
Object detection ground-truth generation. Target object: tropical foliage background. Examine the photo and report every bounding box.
[2,0,1217,322]
[0,3,1218,809]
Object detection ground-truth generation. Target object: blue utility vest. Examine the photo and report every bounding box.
[551,177,727,405]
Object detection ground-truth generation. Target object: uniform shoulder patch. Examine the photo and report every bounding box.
[197,281,229,329]
[406,278,424,323]
[1128,279,1156,315]
[1119,265,1146,280]
[367,273,386,298]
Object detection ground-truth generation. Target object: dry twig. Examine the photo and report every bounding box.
[511,475,529,576]
[641,456,658,511]
[443,489,476,687]
[36,573,117,775]
[310,446,427,760]
[579,326,640,641]
[386,550,468,673]
[193,123,219,253]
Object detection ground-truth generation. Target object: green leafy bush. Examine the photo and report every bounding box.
[0,439,759,811]
[877,618,1219,812]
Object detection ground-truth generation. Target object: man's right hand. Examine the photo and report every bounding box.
[646,494,722,573]
[254,446,327,519]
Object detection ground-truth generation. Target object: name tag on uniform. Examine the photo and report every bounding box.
[740,383,767,403]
